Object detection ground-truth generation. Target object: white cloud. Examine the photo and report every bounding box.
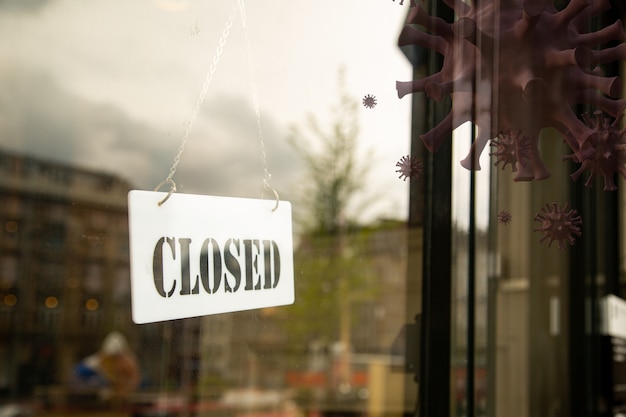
[0,0,413,221]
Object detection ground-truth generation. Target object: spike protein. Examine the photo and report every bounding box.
[396,155,423,181]
[533,202,582,249]
[397,0,626,184]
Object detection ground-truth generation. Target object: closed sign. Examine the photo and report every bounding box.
[128,190,295,324]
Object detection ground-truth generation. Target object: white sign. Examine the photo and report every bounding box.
[600,294,626,340]
[128,190,294,324]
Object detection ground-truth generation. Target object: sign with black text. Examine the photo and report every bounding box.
[128,190,294,324]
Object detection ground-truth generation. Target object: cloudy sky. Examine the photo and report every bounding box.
[0,0,414,222]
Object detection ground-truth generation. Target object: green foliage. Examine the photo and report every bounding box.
[283,69,379,348]
[286,232,378,344]
[288,70,371,236]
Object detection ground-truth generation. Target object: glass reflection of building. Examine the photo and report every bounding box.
[0,150,412,414]
[0,150,134,399]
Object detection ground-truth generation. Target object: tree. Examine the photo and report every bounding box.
[284,71,379,394]
[288,70,371,236]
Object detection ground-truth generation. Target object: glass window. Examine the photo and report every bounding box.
[0,2,417,415]
[1,1,625,417]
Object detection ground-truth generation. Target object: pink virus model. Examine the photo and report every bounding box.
[564,110,626,191]
[497,210,512,225]
[397,0,626,183]
[363,94,378,109]
[533,202,582,249]
[490,129,532,173]
[396,155,424,181]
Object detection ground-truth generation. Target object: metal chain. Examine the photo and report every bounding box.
[157,0,279,210]
[237,0,279,210]
[156,4,237,205]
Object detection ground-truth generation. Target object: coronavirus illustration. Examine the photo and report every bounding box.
[396,155,424,181]
[564,110,626,191]
[534,202,582,249]
[397,0,626,183]
[490,129,532,173]
[497,210,513,225]
[362,94,378,109]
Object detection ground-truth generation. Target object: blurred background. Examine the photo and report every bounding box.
[0,1,415,416]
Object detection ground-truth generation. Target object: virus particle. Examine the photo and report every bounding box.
[490,129,532,173]
[564,111,626,191]
[533,202,582,250]
[396,0,626,182]
[362,94,378,109]
[497,210,512,225]
[396,155,423,181]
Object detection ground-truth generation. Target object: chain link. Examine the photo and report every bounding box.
[237,0,279,210]
[157,5,237,205]
[157,0,279,210]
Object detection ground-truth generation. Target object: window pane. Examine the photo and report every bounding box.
[0,2,416,416]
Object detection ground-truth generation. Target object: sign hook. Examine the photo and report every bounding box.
[262,179,280,212]
[154,178,177,206]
